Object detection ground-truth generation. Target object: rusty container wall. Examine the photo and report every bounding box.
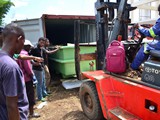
[42,14,96,45]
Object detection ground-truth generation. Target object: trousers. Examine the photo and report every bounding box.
[131,40,160,70]
[33,69,47,100]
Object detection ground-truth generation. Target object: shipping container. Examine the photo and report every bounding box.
[13,18,44,45]
[14,14,97,78]
[14,14,96,45]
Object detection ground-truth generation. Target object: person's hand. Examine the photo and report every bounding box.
[34,57,44,62]
[133,23,140,29]
[55,45,61,50]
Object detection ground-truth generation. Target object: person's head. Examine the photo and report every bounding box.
[2,23,25,54]
[38,37,45,48]
[158,4,160,15]
[45,38,50,47]
[24,39,33,52]
[0,26,4,47]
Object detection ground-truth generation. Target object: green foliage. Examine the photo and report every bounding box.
[0,0,14,25]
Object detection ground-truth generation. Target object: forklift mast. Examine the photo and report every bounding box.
[95,0,136,69]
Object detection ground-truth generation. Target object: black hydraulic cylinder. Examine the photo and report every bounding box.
[108,0,127,44]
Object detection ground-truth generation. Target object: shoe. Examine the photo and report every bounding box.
[41,98,46,102]
[29,113,40,118]
[127,69,139,79]
[43,94,49,98]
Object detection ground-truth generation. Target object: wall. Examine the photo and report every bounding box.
[130,0,159,24]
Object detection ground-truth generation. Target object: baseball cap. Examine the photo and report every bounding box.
[24,39,33,47]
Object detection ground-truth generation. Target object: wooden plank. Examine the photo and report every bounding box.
[79,53,96,61]
[132,0,159,7]
[74,20,82,80]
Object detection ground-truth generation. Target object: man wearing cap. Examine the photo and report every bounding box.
[17,39,40,118]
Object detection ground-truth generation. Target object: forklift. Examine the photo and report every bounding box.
[75,0,160,120]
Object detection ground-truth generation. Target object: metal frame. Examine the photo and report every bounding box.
[95,0,136,70]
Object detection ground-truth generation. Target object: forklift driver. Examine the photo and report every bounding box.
[129,4,160,77]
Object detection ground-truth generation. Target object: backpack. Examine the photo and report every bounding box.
[106,40,126,73]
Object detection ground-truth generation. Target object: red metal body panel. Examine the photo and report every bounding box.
[83,70,160,120]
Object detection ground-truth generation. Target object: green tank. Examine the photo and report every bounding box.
[49,45,96,78]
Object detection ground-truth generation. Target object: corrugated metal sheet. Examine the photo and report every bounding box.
[13,15,96,45]
[14,18,44,45]
[79,23,96,43]
[44,15,96,45]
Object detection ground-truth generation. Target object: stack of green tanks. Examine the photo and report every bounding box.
[49,45,96,78]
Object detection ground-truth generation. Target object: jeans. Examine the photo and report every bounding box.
[130,46,149,70]
[33,70,47,100]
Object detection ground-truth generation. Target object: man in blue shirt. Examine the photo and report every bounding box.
[0,23,29,120]
[130,4,160,76]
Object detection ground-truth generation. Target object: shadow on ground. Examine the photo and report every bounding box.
[62,110,89,120]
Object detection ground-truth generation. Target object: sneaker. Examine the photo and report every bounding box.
[41,98,46,102]
[29,113,40,118]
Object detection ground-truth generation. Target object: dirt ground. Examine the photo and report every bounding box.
[31,83,89,120]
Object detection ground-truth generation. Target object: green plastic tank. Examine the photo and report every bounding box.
[49,45,96,78]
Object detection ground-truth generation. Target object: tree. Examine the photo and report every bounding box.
[0,0,14,25]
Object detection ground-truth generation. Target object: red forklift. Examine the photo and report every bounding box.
[74,0,160,120]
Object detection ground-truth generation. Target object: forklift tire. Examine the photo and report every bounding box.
[79,81,104,120]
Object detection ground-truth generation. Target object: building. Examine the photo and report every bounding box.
[129,0,160,24]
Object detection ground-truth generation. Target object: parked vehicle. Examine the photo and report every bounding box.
[78,0,160,120]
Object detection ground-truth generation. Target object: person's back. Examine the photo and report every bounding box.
[0,23,29,120]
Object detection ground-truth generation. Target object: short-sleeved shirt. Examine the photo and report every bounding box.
[29,46,45,71]
[0,50,29,120]
[17,50,33,82]
[0,48,20,59]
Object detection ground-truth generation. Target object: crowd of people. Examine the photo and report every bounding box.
[0,4,160,120]
[0,23,60,120]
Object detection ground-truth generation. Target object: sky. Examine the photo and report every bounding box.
[4,0,97,24]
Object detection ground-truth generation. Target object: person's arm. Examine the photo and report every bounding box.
[6,96,20,120]
[138,18,160,38]
[18,54,43,62]
[44,46,60,54]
